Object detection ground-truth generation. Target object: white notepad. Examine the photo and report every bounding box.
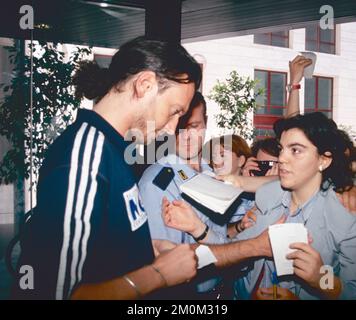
[268,223,308,276]
[179,173,243,215]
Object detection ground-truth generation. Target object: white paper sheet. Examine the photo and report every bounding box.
[268,223,308,276]
[195,245,218,269]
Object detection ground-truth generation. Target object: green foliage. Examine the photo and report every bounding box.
[208,70,264,140]
[0,42,91,185]
[338,124,356,142]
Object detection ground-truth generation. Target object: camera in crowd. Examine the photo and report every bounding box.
[250,160,278,176]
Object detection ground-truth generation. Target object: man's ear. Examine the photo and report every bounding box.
[132,71,158,98]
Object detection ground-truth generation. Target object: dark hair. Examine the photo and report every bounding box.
[348,144,356,163]
[73,36,202,101]
[251,137,280,158]
[274,112,354,192]
[175,91,207,133]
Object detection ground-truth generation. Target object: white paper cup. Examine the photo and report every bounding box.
[299,51,317,79]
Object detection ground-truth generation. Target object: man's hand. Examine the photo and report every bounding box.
[287,242,324,289]
[152,239,177,257]
[336,186,356,214]
[256,287,299,300]
[289,55,312,84]
[242,157,260,176]
[152,244,198,287]
[162,197,205,237]
[265,162,279,176]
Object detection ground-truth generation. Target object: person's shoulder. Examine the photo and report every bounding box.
[138,162,166,187]
[255,180,284,213]
[39,122,87,173]
[139,154,178,180]
[323,188,356,233]
[53,121,109,157]
[138,162,172,194]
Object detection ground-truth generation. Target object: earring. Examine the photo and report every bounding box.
[319,165,323,172]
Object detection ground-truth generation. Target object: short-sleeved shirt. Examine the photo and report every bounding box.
[14,109,155,300]
[237,191,319,298]
[139,154,229,295]
[234,180,356,300]
[229,198,255,223]
[138,154,228,245]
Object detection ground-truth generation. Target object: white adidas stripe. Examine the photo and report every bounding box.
[77,132,105,284]
[56,122,88,300]
[69,126,97,293]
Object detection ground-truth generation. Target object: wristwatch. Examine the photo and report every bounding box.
[286,83,301,93]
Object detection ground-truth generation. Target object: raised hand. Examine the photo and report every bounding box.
[265,162,279,176]
[161,197,206,237]
[287,242,324,289]
[241,157,260,176]
[289,55,312,84]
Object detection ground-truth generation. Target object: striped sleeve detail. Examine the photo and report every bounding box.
[55,123,105,300]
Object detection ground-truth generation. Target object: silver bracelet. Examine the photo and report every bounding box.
[123,275,142,299]
[150,265,168,288]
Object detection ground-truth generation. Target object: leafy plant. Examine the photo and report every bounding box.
[338,124,356,142]
[0,42,91,185]
[208,70,264,140]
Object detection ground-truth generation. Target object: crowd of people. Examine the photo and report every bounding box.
[11,37,356,300]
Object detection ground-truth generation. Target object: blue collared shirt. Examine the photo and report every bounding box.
[139,154,229,294]
[234,180,356,300]
[229,198,255,223]
[256,191,320,295]
[139,154,228,245]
